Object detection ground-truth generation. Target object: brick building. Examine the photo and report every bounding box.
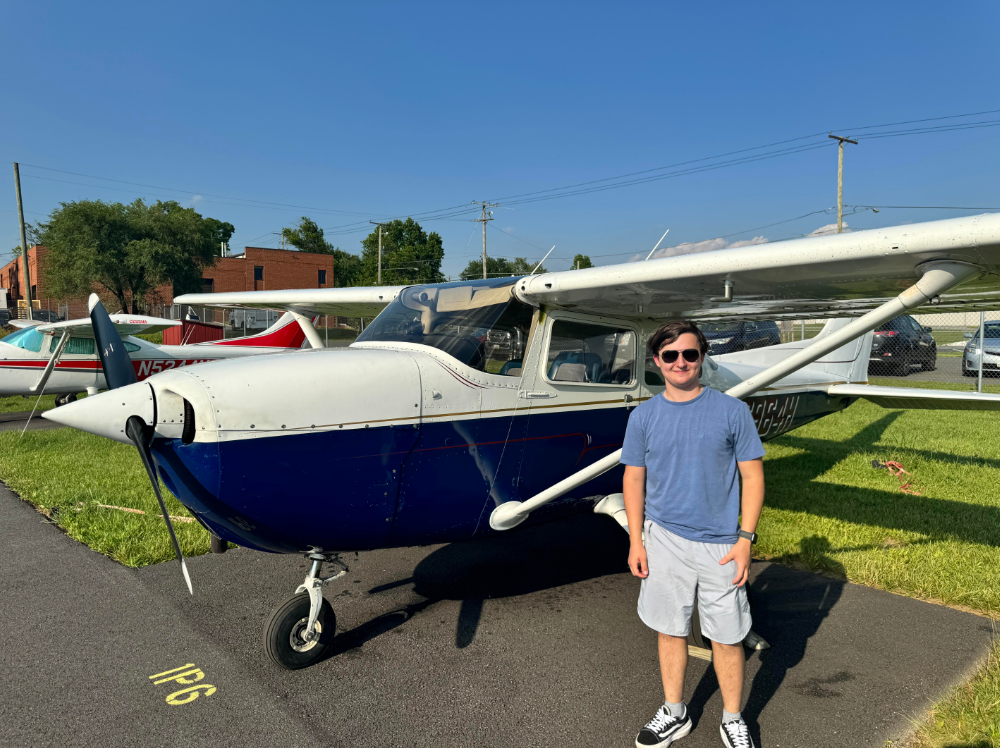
[0,245,335,321]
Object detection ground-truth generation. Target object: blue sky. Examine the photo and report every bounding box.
[3,1,999,280]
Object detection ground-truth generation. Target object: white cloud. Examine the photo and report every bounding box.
[806,221,850,236]
[502,226,515,233]
[191,194,204,209]
[634,234,769,261]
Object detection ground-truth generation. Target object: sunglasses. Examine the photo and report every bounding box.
[657,348,701,364]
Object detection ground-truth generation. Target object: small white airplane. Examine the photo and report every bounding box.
[1,312,310,404]
[45,213,1000,669]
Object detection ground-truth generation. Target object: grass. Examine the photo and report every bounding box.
[0,428,209,566]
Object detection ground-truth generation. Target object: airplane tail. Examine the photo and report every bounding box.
[713,319,872,384]
[199,312,310,349]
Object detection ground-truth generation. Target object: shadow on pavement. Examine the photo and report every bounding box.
[687,536,845,747]
[364,512,629,649]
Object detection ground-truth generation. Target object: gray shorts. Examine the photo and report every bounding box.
[637,520,751,645]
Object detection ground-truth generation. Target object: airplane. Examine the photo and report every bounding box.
[0,311,312,406]
[43,213,1000,670]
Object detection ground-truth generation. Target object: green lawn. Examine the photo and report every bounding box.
[0,428,209,566]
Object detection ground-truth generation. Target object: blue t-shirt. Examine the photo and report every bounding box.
[620,387,765,544]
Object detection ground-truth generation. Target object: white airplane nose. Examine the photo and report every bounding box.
[43,383,155,444]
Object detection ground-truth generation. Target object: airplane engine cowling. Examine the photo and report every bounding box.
[146,347,424,553]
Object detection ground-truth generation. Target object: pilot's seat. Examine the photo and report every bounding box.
[548,351,605,382]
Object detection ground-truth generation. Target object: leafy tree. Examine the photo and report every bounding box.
[360,218,444,286]
[460,255,546,280]
[282,216,363,287]
[39,199,230,313]
[10,222,40,256]
[572,253,593,269]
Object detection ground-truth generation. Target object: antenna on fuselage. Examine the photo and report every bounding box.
[530,247,555,274]
[645,229,670,261]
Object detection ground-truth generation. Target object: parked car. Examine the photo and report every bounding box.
[698,320,781,356]
[961,321,1000,377]
[868,314,936,376]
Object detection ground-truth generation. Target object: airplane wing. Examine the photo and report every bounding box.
[8,319,43,329]
[32,314,180,338]
[514,213,1000,321]
[172,286,406,318]
[828,384,1000,411]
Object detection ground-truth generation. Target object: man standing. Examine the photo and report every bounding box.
[622,320,765,748]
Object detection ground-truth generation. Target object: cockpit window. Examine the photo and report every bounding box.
[356,278,534,372]
[1,327,44,353]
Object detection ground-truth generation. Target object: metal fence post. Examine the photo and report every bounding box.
[978,311,985,393]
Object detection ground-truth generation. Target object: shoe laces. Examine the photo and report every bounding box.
[645,706,681,734]
[722,719,751,748]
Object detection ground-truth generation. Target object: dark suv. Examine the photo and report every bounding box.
[868,314,936,376]
[698,320,781,356]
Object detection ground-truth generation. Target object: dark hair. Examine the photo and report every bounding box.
[647,320,709,357]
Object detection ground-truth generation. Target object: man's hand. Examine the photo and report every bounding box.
[720,537,752,586]
[628,540,648,578]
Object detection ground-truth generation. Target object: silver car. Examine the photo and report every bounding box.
[962,321,1000,376]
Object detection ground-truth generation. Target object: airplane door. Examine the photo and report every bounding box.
[515,315,640,511]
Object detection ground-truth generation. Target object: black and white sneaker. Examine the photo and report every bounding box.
[719,718,754,748]
[635,704,692,747]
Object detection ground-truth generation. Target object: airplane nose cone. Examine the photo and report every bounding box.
[43,382,155,444]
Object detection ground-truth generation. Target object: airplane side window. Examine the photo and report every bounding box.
[546,320,635,385]
[123,341,141,352]
[64,337,97,355]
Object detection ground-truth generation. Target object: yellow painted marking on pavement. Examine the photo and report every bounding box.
[166,684,217,705]
[149,663,196,680]
[149,663,217,705]
[153,668,205,685]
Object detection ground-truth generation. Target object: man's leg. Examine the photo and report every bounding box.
[658,632,688,703]
[711,639,744,714]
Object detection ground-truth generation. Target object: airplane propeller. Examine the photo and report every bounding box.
[88,294,193,595]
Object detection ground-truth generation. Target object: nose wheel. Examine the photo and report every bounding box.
[264,552,347,670]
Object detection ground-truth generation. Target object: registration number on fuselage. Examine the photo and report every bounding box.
[135,359,214,380]
[746,394,800,439]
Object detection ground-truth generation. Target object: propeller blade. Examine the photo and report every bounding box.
[88,293,137,390]
[126,415,193,596]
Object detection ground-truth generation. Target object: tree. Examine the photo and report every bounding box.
[460,256,546,280]
[572,254,593,269]
[39,199,230,313]
[11,222,40,256]
[360,218,444,286]
[282,216,363,287]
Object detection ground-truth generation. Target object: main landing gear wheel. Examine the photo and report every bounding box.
[265,550,348,670]
[265,593,335,669]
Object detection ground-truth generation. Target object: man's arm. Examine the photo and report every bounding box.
[719,457,764,587]
[623,465,648,578]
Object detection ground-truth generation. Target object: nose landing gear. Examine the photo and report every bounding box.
[265,551,347,669]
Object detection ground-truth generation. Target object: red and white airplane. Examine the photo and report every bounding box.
[0,311,310,404]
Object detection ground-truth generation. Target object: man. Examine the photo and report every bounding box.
[621,320,765,748]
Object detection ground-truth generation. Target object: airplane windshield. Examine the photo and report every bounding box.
[1,327,44,352]
[356,277,535,371]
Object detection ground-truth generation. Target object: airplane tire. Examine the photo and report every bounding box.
[265,593,335,670]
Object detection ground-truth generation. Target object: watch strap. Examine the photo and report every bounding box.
[737,528,757,544]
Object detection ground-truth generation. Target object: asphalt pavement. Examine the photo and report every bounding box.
[1,483,994,748]
[0,409,66,432]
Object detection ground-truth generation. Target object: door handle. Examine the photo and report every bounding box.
[519,391,554,399]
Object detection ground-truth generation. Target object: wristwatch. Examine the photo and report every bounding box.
[737,528,757,544]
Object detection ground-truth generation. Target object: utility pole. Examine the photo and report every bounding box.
[369,221,387,285]
[473,201,498,280]
[12,163,33,317]
[828,134,858,233]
